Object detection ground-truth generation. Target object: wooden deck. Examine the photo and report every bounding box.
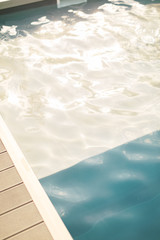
[0,0,55,11]
[0,0,86,12]
[0,116,73,240]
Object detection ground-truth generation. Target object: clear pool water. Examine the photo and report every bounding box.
[40,131,160,240]
[0,0,160,239]
[0,0,160,178]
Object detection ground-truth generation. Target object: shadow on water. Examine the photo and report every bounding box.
[134,0,160,4]
[0,0,159,39]
[40,131,160,240]
[0,0,106,26]
[0,0,105,39]
[0,0,118,40]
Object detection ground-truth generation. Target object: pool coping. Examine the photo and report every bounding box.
[0,114,73,240]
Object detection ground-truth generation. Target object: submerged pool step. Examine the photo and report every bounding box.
[0,116,73,240]
[57,0,86,8]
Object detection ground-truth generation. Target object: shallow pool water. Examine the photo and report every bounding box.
[40,131,160,240]
[0,0,160,179]
[0,1,160,239]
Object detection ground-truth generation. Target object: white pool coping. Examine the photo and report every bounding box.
[0,114,73,240]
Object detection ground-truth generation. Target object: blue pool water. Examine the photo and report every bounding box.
[0,0,160,179]
[41,131,160,240]
[0,0,160,239]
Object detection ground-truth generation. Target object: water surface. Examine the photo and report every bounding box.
[41,131,160,240]
[0,0,160,178]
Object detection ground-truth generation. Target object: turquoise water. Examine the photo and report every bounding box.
[0,0,160,178]
[0,1,160,239]
[41,131,160,240]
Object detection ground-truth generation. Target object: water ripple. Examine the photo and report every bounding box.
[0,0,160,178]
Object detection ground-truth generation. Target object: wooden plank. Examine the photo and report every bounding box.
[0,202,43,239]
[0,151,14,172]
[0,0,45,10]
[7,222,54,240]
[0,184,32,215]
[0,139,6,153]
[0,167,22,192]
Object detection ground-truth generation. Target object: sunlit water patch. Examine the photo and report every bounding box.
[0,0,160,178]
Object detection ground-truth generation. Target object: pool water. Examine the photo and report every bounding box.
[0,0,160,239]
[40,131,160,240]
[0,0,159,178]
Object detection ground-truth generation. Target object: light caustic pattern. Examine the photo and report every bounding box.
[0,0,160,178]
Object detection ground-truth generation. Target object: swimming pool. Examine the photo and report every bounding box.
[0,0,160,238]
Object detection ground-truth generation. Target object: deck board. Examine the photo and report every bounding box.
[0,167,22,192]
[0,150,55,240]
[0,151,14,172]
[0,139,6,153]
[0,0,46,10]
[0,202,43,239]
[0,183,32,215]
[8,222,54,240]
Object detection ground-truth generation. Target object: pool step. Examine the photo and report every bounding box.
[57,0,86,8]
[0,115,73,240]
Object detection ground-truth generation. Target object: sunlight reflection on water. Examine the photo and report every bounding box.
[0,0,160,178]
